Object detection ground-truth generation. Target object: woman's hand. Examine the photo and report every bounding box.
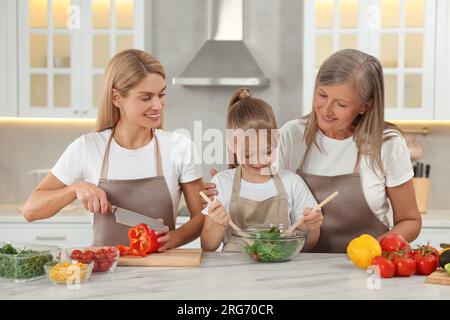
[301,208,323,230]
[72,181,110,214]
[201,168,218,208]
[153,219,172,252]
[207,201,230,228]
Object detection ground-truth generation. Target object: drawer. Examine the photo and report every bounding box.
[0,224,93,247]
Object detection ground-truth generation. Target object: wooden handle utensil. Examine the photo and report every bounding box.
[285,191,339,234]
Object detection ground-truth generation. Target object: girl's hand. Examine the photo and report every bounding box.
[154,218,171,252]
[208,201,230,228]
[72,182,110,214]
[201,168,219,208]
[301,208,323,230]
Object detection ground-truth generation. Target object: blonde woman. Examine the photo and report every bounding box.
[23,49,205,249]
[278,49,421,252]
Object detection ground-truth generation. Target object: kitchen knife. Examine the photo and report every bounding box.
[113,206,167,231]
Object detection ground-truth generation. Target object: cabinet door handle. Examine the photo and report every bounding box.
[35,236,67,241]
[74,110,79,114]
[82,110,88,114]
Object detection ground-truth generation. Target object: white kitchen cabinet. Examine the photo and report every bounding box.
[0,0,18,117]
[434,0,450,119]
[0,223,93,247]
[176,216,201,249]
[303,0,448,120]
[14,0,144,118]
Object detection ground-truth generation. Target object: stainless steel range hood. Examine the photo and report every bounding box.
[172,0,269,87]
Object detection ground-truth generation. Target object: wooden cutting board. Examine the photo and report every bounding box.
[426,269,450,285]
[118,248,203,267]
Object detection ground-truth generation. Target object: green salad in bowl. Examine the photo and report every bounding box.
[232,224,306,262]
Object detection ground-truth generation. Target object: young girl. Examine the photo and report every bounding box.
[201,89,323,252]
[22,49,205,250]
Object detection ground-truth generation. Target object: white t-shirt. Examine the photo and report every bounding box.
[201,168,318,236]
[278,118,414,227]
[51,129,203,221]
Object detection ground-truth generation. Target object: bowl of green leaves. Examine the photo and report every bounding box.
[0,242,60,282]
[232,224,306,262]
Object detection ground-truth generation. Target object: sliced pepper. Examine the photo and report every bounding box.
[128,223,152,255]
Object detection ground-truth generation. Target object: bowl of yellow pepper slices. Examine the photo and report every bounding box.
[44,260,93,285]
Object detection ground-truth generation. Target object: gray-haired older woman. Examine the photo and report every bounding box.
[278,49,421,252]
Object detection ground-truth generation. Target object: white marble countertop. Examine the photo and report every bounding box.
[1,252,449,300]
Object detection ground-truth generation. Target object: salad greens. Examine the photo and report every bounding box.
[244,227,301,262]
[0,243,54,280]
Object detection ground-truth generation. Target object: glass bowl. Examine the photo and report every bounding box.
[45,260,93,285]
[232,224,307,262]
[65,246,119,273]
[0,242,60,282]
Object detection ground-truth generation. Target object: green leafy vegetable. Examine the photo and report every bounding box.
[0,244,54,280]
[243,227,300,262]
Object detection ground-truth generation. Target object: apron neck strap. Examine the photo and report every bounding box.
[100,128,163,179]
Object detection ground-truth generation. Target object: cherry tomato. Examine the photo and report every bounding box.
[393,257,416,277]
[411,245,439,275]
[94,251,107,262]
[98,261,112,272]
[82,250,95,263]
[372,256,396,278]
[70,249,83,260]
[380,234,410,252]
[106,247,118,257]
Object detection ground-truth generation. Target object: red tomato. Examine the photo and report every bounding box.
[82,250,95,263]
[98,261,112,272]
[106,247,118,257]
[70,249,83,260]
[393,257,416,277]
[411,245,439,276]
[379,234,410,252]
[414,255,438,276]
[94,251,107,262]
[372,256,396,278]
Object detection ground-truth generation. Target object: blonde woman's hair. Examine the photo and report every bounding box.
[303,48,402,175]
[95,49,166,132]
[227,88,278,168]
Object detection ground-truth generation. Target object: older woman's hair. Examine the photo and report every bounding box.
[304,48,401,175]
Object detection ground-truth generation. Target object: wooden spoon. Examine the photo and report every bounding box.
[199,191,250,237]
[284,191,339,235]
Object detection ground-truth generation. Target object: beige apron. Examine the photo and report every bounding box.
[223,165,290,251]
[297,143,388,253]
[92,128,175,246]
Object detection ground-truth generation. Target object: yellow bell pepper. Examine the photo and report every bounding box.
[346,234,382,269]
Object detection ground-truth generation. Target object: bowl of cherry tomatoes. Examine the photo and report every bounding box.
[65,246,119,273]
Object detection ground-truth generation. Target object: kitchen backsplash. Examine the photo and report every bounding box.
[0,121,449,210]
